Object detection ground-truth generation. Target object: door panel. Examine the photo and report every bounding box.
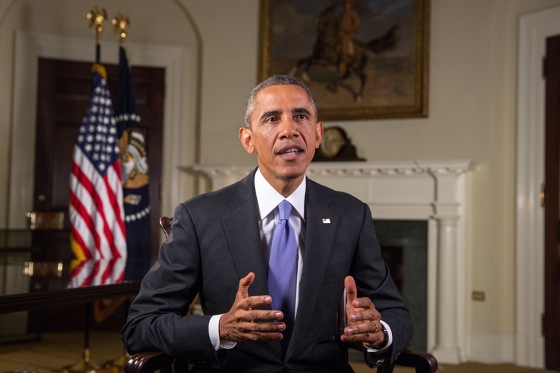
[52,121,81,209]
[544,34,560,370]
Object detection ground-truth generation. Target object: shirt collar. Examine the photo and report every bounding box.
[254,168,306,220]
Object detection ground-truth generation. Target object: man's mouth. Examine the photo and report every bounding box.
[277,146,304,156]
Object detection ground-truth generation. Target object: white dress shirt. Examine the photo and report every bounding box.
[254,168,306,317]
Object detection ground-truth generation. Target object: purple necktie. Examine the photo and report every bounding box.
[268,200,297,351]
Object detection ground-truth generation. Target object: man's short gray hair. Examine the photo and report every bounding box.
[244,75,318,128]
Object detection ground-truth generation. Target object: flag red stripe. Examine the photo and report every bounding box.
[69,258,124,288]
[68,261,87,288]
[69,202,95,260]
[102,165,126,258]
[105,162,126,240]
[100,259,113,284]
[69,194,101,259]
[89,174,117,259]
[71,161,104,257]
[71,151,126,260]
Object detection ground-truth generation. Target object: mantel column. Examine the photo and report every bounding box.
[432,207,461,364]
[428,166,468,365]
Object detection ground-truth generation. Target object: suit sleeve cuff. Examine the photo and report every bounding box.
[364,320,393,353]
[209,314,236,350]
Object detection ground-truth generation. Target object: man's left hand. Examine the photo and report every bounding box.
[340,276,386,348]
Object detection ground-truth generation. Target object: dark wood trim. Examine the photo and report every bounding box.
[0,281,140,314]
[544,34,560,370]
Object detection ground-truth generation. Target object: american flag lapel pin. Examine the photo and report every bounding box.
[322,218,331,224]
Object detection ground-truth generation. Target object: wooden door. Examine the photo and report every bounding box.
[31,57,164,332]
[544,34,560,371]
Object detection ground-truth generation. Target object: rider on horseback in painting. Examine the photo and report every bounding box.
[289,1,398,101]
[338,0,360,73]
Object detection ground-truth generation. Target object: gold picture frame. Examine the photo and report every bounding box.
[258,0,430,121]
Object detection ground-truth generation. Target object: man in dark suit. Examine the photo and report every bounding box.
[121,75,412,372]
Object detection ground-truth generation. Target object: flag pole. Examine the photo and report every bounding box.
[112,12,130,46]
[61,10,108,373]
[87,6,107,63]
[101,13,132,372]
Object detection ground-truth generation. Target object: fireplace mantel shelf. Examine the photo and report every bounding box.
[194,160,472,177]
[192,160,473,364]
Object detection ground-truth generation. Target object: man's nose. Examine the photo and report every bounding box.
[279,118,298,138]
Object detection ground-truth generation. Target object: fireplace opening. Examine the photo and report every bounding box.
[375,220,428,352]
[349,219,427,362]
[381,245,404,292]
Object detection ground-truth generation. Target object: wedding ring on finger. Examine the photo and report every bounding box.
[373,322,379,333]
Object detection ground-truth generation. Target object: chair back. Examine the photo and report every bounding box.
[159,216,172,239]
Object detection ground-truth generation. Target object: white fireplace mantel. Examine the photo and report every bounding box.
[194,160,473,364]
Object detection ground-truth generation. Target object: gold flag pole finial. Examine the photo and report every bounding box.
[112,13,130,45]
[87,6,108,46]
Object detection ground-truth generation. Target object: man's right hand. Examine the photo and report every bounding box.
[219,272,285,342]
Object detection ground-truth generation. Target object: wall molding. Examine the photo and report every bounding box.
[469,333,515,364]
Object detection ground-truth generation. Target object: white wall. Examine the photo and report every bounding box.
[1,0,560,365]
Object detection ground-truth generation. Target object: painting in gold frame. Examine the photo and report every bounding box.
[258,0,429,121]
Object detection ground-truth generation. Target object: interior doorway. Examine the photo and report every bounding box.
[543,34,560,371]
[516,6,560,368]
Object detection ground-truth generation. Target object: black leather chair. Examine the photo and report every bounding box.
[124,217,438,373]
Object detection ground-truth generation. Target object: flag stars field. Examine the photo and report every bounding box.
[77,82,121,175]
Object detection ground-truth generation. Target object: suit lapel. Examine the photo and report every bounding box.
[221,170,282,357]
[286,180,338,359]
[221,171,270,297]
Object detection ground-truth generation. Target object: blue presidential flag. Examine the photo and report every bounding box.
[115,46,151,281]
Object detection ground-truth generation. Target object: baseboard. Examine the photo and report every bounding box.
[468,332,514,364]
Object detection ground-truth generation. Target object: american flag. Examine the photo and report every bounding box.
[68,64,127,287]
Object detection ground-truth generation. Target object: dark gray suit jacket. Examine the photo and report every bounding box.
[121,170,412,372]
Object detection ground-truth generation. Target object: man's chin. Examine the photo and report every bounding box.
[276,163,308,181]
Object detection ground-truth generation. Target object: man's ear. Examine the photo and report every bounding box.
[239,127,255,154]
[315,121,324,149]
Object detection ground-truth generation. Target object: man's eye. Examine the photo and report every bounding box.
[295,114,309,120]
[265,116,279,123]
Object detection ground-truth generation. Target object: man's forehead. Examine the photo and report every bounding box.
[254,84,312,108]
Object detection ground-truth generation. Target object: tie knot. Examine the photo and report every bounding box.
[278,200,293,220]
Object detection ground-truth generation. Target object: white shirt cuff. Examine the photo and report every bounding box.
[364,320,393,353]
[209,314,236,350]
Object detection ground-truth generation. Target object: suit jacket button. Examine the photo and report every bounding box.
[285,363,292,370]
